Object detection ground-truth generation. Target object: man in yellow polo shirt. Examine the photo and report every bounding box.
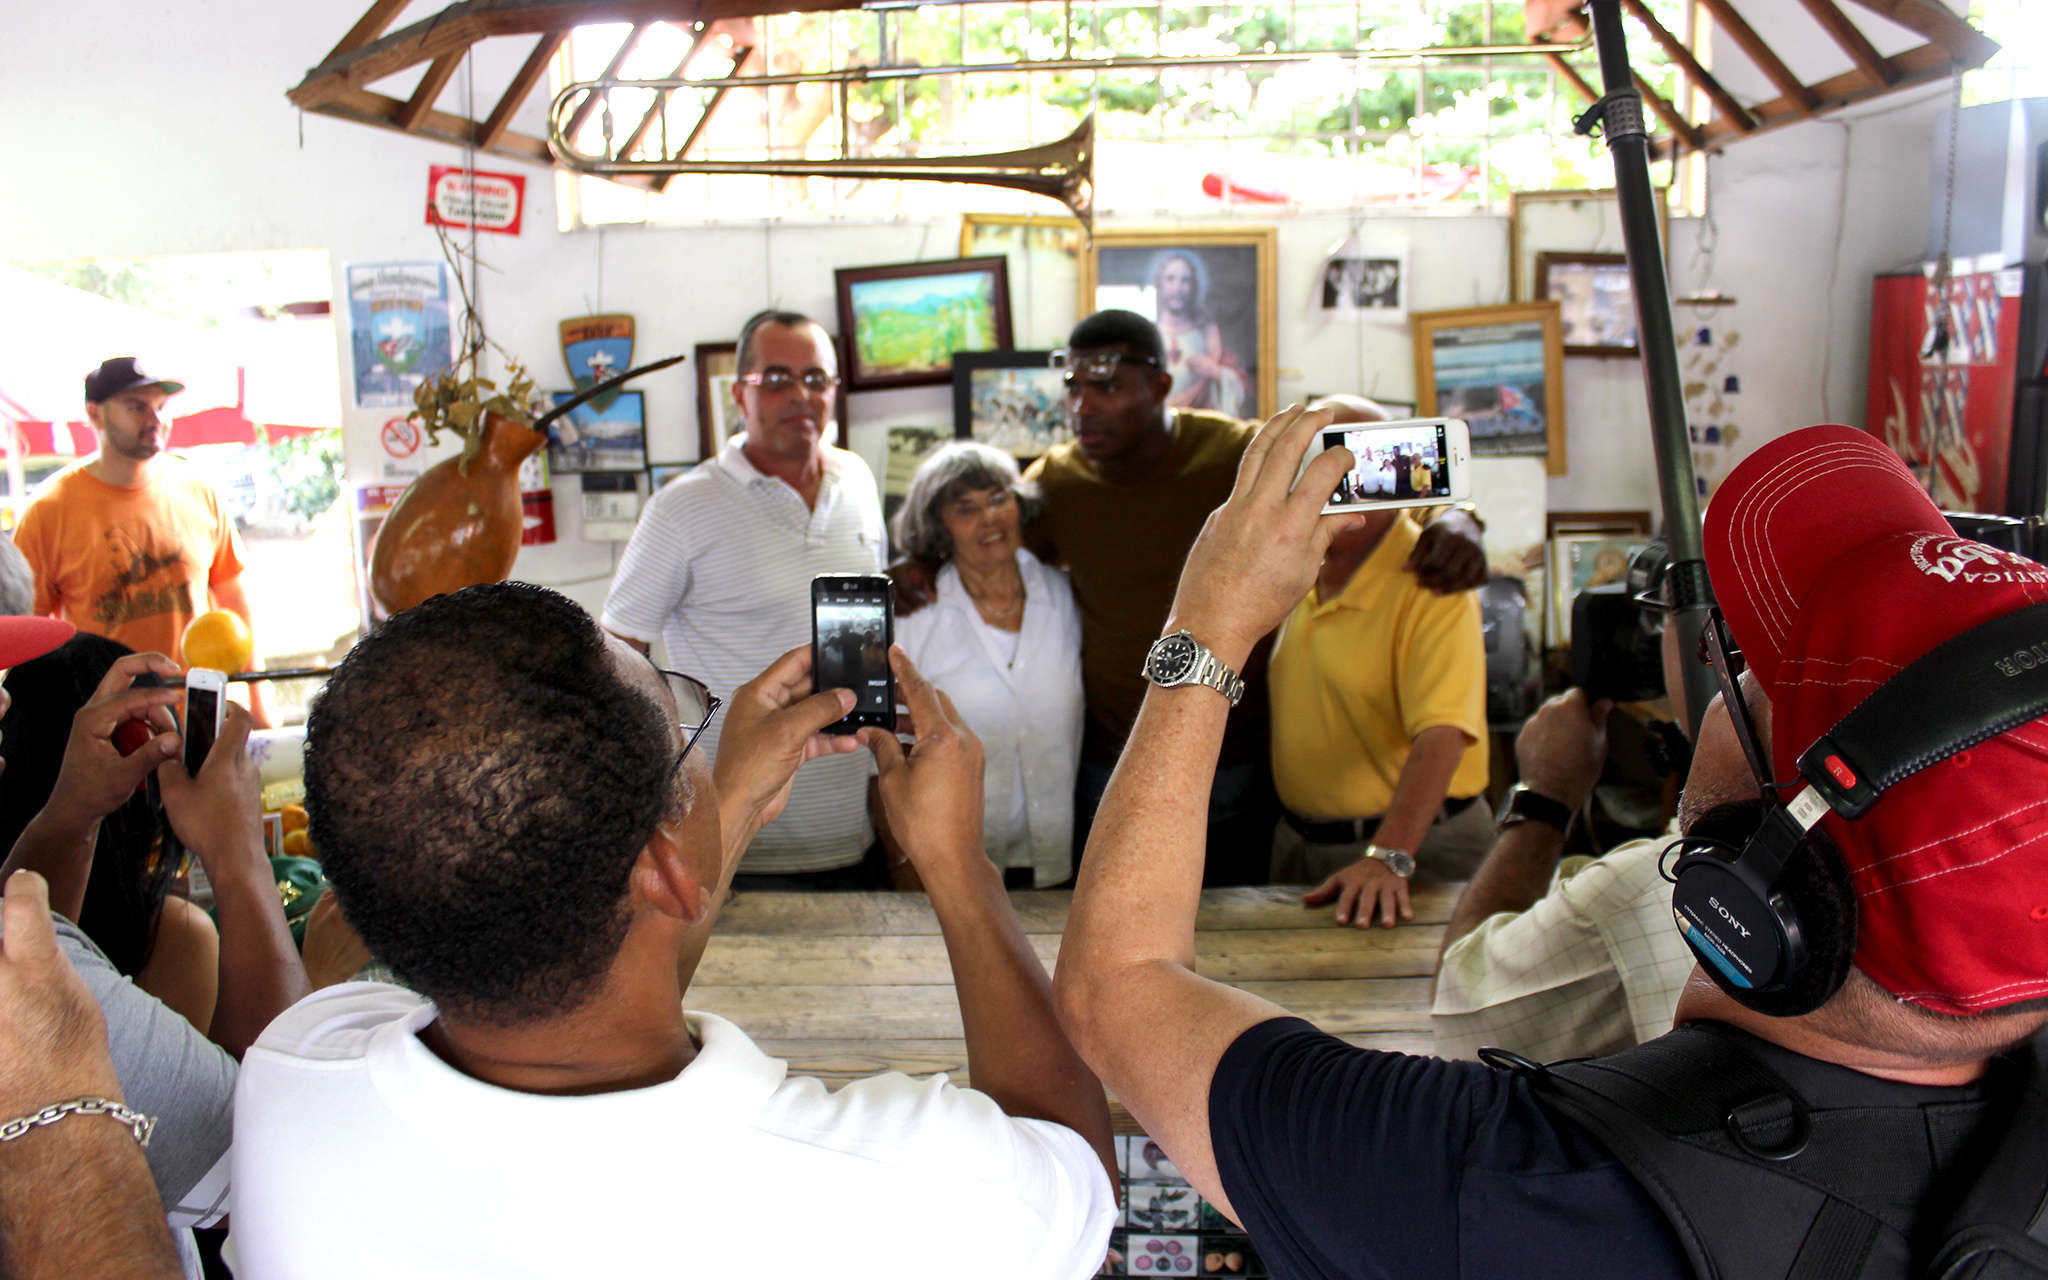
[1269,501,1491,931]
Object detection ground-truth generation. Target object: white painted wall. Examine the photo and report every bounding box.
[0,0,1960,612]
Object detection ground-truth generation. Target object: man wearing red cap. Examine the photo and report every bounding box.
[15,360,265,722]
[1057,412,2048,1280]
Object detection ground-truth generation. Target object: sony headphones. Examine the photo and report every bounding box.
[1668,601,2048,1016]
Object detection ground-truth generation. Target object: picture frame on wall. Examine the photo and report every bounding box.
[1412,301,1567,475]
[1082,228,1278,422]
[959,213,1085,261]
[1536,252,1638,357]
[951,351,1071,459]
[1507,187,1669,303]
[545,389,646,474]
[694,337,849,459]
[835,256,1014,392]
[1547,531,1653,650]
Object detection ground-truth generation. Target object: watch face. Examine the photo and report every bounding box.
[1148,633,1198,683]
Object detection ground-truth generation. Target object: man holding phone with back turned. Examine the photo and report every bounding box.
[605,311,886,887]
[1269,397,1491,930]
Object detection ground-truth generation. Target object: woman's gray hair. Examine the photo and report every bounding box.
[890,441,1042,563]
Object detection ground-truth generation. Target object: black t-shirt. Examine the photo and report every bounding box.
[1208,1017,1688,1279]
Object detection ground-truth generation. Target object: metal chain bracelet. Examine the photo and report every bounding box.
[0,1097,155,1149]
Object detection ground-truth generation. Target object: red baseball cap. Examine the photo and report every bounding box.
[0,617,75,670]
[1707,425,2048,1014]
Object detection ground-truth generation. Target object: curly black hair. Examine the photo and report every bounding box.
[1068,309,1167,365]
[305,582,680,1026]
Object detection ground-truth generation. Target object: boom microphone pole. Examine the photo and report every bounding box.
[1577,0,1719,737]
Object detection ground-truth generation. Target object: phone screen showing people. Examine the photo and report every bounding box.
[1325,421,1452,508]
[183,670,225,774]
[812,577,895,733]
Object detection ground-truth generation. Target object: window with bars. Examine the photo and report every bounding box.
[555,0,1693,226]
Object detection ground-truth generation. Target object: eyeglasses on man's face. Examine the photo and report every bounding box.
[1051,348,1162,391]
[737,368,840,395]
[659,669,722,766]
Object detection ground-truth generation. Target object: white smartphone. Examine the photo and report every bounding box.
[182,668,226,774]
[1300,416,1472,513]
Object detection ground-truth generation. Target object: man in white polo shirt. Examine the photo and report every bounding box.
[605,311,884,883]
[231,583,1117,1278]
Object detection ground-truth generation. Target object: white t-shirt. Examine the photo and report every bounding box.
[896,551,1084,887]
[603,436,885,873]
[231,984,1116,1279]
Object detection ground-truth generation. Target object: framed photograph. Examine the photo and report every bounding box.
[544,389,645,474]
[1548,531,1651,649]
[835,256,1014,392]
[694,337,849,459]
[959,212,1085,261]
[951,351,1071,459]
[1508,187,1668,303]
[1316,249,1407,319]
[1412,301,1567,475]
[648,461,698,489]
[1082,228,1278,421]
[1537,252,1638,357]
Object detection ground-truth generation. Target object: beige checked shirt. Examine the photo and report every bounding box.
[1431,833,1695,1063]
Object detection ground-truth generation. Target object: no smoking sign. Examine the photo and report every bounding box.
[381,417,421,458]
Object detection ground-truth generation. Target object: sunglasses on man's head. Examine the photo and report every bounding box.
[1699,610,1781,799]
[1050,349,1163,387]
[737,368,840,394]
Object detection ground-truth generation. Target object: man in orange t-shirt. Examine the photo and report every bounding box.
[16,358,267,723]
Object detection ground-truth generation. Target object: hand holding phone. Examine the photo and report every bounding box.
[812,576,897,735]
[1299,417,1472,513]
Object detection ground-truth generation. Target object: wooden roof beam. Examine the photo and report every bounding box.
[563,22,651,139]
[1845,0,1998,68]
[1542,49,1601,105]
[397,51,465,131]
[1620,0,1754,132]
[289,0,863,111]
[477,31,567,152]
[1695,0,1822,117]
[1634,72,1705,153]
[323,0,417,65]
[1798,0,1899,87]
[1690,38,1970,146]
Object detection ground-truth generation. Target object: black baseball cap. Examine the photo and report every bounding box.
[84,357,184,404]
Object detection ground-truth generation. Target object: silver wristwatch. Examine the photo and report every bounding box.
[1143,630,1245,706]
[1363,844,1417,878]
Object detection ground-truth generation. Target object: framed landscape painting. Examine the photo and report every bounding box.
[835,256,1014,392]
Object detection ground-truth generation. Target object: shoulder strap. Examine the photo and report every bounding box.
[1528,1023,1900,1280]
[1924,1034,2048,1279]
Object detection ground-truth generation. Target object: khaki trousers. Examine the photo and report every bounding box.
[1269,795,1496,885]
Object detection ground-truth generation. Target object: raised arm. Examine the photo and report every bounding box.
[0,871,181,1280]
[1,653,184,921]
[157,704,309,1058]
[1055,405,1360,1219]
[1439,690,1610,957]
[864,647,1117,1186]
[675,644,862,989]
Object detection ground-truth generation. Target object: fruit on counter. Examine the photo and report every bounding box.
[112,718,154,757]
[282,829,316,859]
[182,610,254,674]
[280,804,309,834]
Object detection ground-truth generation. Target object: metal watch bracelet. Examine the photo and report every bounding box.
[0,1097,156,1149]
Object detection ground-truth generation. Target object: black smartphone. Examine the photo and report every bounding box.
[811,575,896,734]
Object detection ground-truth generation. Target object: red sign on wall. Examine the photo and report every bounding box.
[426,166,526,236]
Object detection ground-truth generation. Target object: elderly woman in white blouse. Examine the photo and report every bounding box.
[892,442,1083,887]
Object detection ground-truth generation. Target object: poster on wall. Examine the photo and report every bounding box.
[347,262,453,408]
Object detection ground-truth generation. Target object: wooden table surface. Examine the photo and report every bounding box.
[691,883,1461,1132]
